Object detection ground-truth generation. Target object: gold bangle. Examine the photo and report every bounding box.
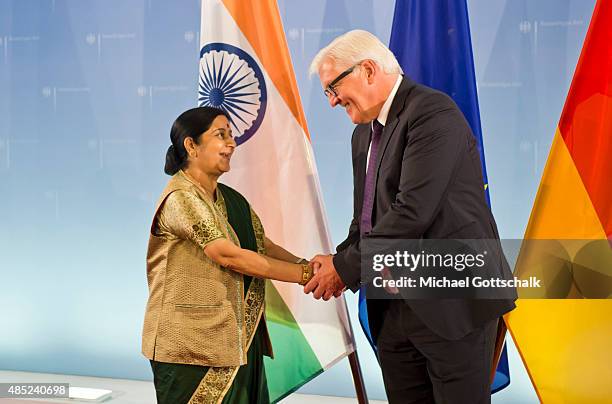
[299,263,313,285]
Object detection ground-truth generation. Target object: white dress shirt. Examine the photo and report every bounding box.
[366,74,403,167]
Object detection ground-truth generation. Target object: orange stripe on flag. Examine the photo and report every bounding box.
[221,0,311,139]
[521,129,607,241]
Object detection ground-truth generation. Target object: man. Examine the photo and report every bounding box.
[304,30,517,403]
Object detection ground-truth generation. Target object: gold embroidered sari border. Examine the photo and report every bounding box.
[188,278,266,404]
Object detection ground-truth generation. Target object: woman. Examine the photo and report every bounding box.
[142,107,313,404]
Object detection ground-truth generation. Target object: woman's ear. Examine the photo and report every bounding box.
[183,137,197,159]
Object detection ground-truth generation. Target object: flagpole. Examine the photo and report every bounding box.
[491,319,508,384]
[342,298,368,403]
[348,350,368,403]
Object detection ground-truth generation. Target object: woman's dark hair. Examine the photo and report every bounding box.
[164,107,230,175]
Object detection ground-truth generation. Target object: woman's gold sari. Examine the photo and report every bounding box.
[150,172,270,404]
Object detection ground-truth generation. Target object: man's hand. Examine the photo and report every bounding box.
[303,254,345,300]
[381,267,399,295]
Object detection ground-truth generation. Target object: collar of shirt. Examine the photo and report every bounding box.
[373,74,403,129]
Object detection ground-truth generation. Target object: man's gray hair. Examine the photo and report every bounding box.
[309,29,403,77]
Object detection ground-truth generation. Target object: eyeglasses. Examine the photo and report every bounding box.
[323,64,358,98]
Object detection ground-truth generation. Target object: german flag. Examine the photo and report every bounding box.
[506,0,612,401]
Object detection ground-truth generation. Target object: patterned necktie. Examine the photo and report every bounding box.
[360,120,384,235]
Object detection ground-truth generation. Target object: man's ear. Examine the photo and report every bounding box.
[362,60,377,84]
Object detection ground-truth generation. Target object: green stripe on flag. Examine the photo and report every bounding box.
[264,281,323,402]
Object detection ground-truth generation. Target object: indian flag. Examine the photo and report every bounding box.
[506,1,612,402]
[198,0,355,401]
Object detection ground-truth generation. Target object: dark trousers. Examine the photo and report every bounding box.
[376,300,497,404]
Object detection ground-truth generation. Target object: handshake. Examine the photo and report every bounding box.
[302,254,346,300]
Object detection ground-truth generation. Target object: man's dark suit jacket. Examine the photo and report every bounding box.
[333,76,517,342]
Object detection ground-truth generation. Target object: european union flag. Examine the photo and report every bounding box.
[357,0,511,394]
[389,0,490,202]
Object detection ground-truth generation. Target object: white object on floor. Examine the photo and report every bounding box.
[0,370,153,403]
[0,370,386,404]
[69,387,113,402]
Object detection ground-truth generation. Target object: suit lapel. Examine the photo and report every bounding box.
[373,116,400,185]
[354,124,371,213]
[372,77,413,189]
